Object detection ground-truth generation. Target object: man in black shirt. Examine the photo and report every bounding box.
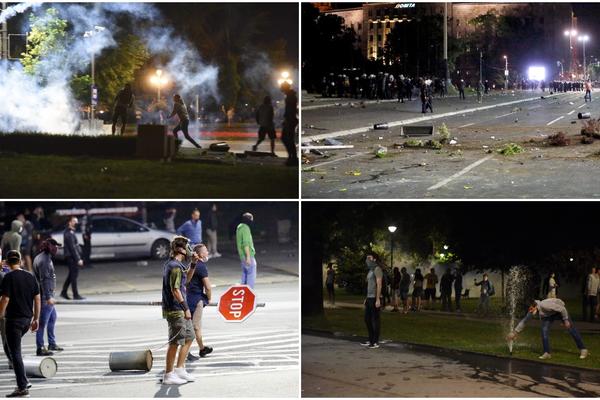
[112,83,135,135]
[280,82,298,167]
[0,250,41,398]
[60,216,85,300]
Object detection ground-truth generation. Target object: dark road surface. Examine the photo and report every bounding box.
[302,332,600,397]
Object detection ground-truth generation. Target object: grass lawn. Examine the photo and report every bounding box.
[0,153,298,198]
[304,307,600,371]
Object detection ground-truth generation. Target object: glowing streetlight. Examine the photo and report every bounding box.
[150,69,169,103]
[443,244,449,250]
[578,34,590,79]
[277,70,293,87]
[388,225,397,271]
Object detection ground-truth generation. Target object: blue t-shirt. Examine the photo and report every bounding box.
[176,219,202,245]
[186,261,209,312]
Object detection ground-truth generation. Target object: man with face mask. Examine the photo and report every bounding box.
[60,216,84,300]
[507,298,588,360]
[161,236,197,385]
[33,239,64,357]
[361,254,383,349]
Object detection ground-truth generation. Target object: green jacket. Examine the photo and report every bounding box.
[236,223,255,261]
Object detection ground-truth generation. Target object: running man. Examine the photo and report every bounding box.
[112,83,135,135]
[168,95,201,149]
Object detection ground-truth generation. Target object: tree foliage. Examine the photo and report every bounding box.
[20,8,68,76]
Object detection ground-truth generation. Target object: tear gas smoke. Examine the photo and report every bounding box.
[0,2,220,134]
[0,2,36,25]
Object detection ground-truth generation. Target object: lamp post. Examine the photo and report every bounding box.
[277,70,293,87]
[388,225,397,271]
[150,69,169,103]
[83,25,105,124]
[578,35,589,79]
[564,29,578,76]
[503,55,508,90]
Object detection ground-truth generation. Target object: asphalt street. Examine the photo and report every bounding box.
[302,334,600,397]
[0,250,298,397]
[302,90,600,198]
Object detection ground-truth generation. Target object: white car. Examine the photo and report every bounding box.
[52,216,174,260]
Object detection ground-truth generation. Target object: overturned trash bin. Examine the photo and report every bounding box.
[402,125,434,137]
[578,112,591,119]
[109,350,153,372]
[24,356,57,378]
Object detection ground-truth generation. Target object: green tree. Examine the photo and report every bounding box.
[20,8,68,76]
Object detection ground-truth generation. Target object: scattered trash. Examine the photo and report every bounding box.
[449,139,458,145]
[514,118,519,123]
[339,188,348,192]
[569,101,575,105]
[490,136,496,140]
[346,169,362,176]
[497,143,525,156]
[303,145,354,151]
[378,136,384,140]
[482,145,489,149]
[571,121,577,124]
[548,132,570,146]
[305,178,316,183]
[374,123,389,130]
[393,143,403,149]
[464,185,472,190]
[419,162,427,166]
[578,112,591,119]
[404,139,423,148]
[375,145,388,158]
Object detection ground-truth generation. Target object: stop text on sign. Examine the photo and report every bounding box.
[218,284,257,323]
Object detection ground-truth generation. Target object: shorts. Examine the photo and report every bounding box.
[424,288,436,300]
[166,315,194,346]
[412,288,423,298]
[400,289,409,301]
[258,126,276,140]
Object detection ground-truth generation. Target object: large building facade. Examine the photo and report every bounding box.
[320,3,576,78]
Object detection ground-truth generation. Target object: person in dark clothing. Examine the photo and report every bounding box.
[112,83,135,135]
[454,267,463,312]
[0,250,41,398]
[362,254,382,348]
[458,79,466,100]
[440,269,454,311]
[391,267,400,312]
[475,273,494,316]
[0,263,12,370]
[399,267,411,313]
[253,96,276,155]
[280,82,298,166]
[185,244,213,362]
[326,263,336,305]
[60,216,85,300]
[33,239,64,356]
[168,94,201,149]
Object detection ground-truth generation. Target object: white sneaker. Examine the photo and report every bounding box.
[538,352,551,360]
[213,252,222,258]
[580,349,589,359]
[163,371,187,385]
[174,367,195,382]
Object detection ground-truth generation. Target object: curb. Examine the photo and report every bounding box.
[303,327,600,374]
[304,93,570,141]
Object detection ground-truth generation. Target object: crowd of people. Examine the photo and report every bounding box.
[0,205,259,395]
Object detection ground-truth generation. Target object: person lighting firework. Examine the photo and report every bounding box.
[507,298,588,360]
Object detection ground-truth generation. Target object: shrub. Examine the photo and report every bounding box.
[548,132,570,146]
[497,143,525,156]
[581,119,600,139]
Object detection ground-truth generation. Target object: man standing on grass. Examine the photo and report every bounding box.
[424,268,438,310]
[362,254,382,349]
[474,273,494,316]
[161,236,197,385]
[0,251,41,398]
[583,267,599,322]
[507,298,588,360]
[236,213,256,289]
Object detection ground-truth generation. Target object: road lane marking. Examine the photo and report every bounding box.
[304,93,570,141]
[427,155,494,191]
[546,116,564,126]
[578,103,587,109]
[568,110,576,115]
[459,123,475,128]
[305,151,369,170]
[494,112,515,119]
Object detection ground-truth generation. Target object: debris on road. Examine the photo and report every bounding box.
[437,123,450,143]
[324,138,343,146]
[425,139,442,150]
[346,169,362,176]
[497,143,525,156]
[374,123,389,130]
[578,112,591,119]
[581,119,600,139]
[449,139,458,145]
[404,139,423,148]
[548,132,570,146]
[375,145,388,158]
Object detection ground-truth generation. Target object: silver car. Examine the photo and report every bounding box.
[52,216,174,260]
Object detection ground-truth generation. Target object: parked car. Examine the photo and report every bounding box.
[51,216,173,260]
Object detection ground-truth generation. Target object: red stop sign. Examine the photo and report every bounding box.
[218,285,256,322]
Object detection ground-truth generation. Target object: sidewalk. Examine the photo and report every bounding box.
[326,301,600,332]
[54,244,298,296]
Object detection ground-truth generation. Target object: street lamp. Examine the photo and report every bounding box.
[578,35,590,79]
[277,70,293,87]
[503,55,508,90]
[388,225,397,271]
[565,29,578,75]
[83,25,106,124]
[149,69,169,103]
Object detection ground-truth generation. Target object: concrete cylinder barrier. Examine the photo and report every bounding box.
[23,356,57,378]
[578,112,591,119]
[109,350,153,372]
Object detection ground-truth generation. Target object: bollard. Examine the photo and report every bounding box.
[23,356,57,378]
[578,112,591,119]
[109,350,153,372]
